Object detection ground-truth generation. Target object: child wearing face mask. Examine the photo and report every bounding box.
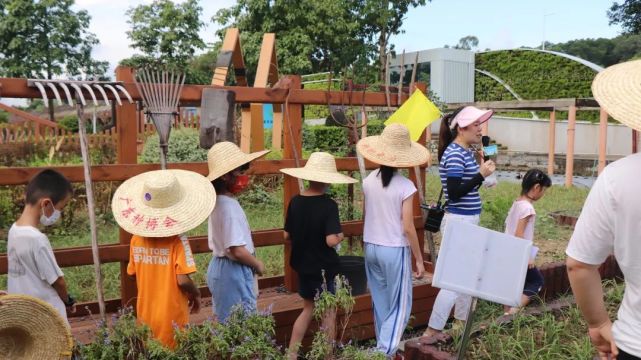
[7,169,75,324]
[206,142,270,322]
[279,152,357,359]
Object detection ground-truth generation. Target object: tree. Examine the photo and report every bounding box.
[454,35,479,50]
[213,0,367,83]
[548,35,641,67]
[608,0,641,34]
[358,0,429,81]
[126,0,205,70]
[0,0,108,120]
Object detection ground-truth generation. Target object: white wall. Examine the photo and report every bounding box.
[430,116,633,157]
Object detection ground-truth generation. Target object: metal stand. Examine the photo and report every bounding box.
[457,297,479,360]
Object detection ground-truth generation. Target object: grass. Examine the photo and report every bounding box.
[440,280,625,359]
[425,173,590,265]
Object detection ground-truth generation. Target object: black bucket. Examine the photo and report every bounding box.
[337,256,367,296]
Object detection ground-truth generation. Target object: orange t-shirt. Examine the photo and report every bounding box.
[127,235,197,348]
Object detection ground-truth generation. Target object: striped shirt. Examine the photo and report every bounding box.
[439,142,482,215]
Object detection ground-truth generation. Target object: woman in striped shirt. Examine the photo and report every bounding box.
[423,106,496,339]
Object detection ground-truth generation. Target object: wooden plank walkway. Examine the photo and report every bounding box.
[70,274,438,347]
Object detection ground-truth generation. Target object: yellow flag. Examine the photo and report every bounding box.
[384,90,441,141]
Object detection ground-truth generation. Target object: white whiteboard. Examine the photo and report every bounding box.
[432,220,532,307]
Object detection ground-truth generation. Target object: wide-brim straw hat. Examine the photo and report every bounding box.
[207,141,270,181]
[592,59,641,132]
[280,152,357,184]
[112,169,216,237]
[357,123,430,167]
[0,294,73,360]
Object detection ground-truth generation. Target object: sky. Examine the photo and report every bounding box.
[72,0,624,75]
[60,0,628,74]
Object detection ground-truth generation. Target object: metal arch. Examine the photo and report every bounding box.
[93,84,110,106]
[115,84,134,104]
[475,68,539,119]
[69,83,87,106]
[58,82,75,106]
[82,83,99,106]
[45,82,63,106]
[103,84,122,106]
[478,48,604,73]
[32,81,50,106]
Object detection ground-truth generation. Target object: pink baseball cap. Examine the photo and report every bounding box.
[449,106,494,129]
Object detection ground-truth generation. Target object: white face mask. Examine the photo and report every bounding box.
[40,202,61,226]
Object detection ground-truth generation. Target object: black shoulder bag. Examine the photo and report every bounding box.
[420,188,447,233]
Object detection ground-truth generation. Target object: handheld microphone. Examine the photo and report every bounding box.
[482,136,490,161]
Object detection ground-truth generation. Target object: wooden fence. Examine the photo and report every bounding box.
[1,109,200,149]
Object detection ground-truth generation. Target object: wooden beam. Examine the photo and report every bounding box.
[565,105,577,187]
[598,109,608,174]
[211,28,247,87]
[0,157,412,185]
[548,110,556,176]
[0,78,415,107]
[0,102,58,128]
[446,98,599,112]
[0,218,425,274]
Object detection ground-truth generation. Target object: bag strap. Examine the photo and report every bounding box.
[437,187,444,206]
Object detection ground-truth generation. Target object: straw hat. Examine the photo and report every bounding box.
[0,294,73,360]
[207,141,270,181]
[112,169,216,237]
[592,59,641,132]
[280,152,357,184]
[357,123,430,167]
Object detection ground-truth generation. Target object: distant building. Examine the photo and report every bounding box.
[388,48,475,104]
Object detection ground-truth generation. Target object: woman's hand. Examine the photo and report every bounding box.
[479,160,496,178]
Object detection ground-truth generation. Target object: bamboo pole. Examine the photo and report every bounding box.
[547,110,556,176]
[598,109,608,174]
[76,98,106,320]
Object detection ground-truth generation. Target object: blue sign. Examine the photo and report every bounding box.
[263,104,273,129]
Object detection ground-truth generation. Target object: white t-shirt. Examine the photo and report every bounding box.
[7,224,67,323]
[363,171,417,247]
[504,200,536,241]
[566,152,641,357]
[208,195,255,257]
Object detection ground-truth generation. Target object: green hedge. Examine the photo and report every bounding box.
[302,120,385,157]
[475,50,602,122]
[140,127,207,163]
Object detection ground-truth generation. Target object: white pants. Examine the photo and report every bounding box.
[428,213,480,330]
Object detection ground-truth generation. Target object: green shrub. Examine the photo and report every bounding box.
[302,125,349,156]
[140,127,207,163]
[58,115,80,132]
[0,110,8,123]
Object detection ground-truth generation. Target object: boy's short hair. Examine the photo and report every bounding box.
[25,169,73,205]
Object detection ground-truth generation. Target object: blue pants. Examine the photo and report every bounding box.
[207,256,257,322]
[365,243,412,356]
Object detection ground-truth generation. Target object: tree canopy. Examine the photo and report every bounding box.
[0,0,107,80]
[608,0,641,35]
[125,0,206,70]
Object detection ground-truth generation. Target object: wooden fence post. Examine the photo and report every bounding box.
[547,110,556,176]
[408,83,427,264]
[565,105,577,187]
[598,109,608,174]
[283,75,302,292]
[115,66,139,307]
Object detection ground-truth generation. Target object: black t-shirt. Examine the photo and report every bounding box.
[285,194,342,277]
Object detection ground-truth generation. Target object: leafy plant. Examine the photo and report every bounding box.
[139,127,207,163]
